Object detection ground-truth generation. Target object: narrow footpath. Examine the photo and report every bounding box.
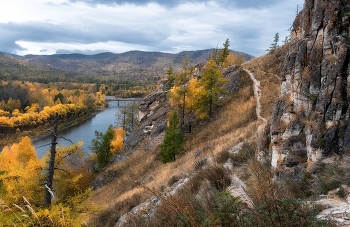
[243,68,267,122]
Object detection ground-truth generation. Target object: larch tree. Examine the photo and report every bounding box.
[197,59,228,118]
[169,57,194,128]
[0,137,43,205]
[222,53,245,68]
[111,127,125,154]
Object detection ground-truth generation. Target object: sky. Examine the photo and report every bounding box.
[0,0,304,57]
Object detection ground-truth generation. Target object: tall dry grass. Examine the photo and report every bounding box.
[87,69,261,226]
[242,43,291,119]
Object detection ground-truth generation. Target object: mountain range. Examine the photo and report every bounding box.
[0,49,254,83]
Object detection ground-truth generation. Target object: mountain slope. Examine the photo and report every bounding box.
[20,49,254,79]
[0,49,253,84]
[82,0,350,226]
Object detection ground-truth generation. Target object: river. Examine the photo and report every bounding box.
[33,99,126,158]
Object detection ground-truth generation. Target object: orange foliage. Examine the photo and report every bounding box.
[0,137,43,204]
[111,127,126,154]
[222,52,245,68]
[0,103,88,129]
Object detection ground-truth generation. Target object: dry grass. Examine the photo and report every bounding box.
[86,69,263,226]
[242,43,290,119]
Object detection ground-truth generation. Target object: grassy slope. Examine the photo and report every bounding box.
[243,43,290,119]
[85,47,290,225]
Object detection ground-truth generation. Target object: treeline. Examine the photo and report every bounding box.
[0,80,106,134]
[0,103,89,134]
[0,53,158,97]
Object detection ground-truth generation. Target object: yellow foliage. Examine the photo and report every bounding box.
[169,86,183,107]
[0,137,43,204]
[222,52,245,68]
[0,103,88,128]
[111,128,125,154]
[17,136,36,164]
[43,142,92,200]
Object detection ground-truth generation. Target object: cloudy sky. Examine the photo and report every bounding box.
[0,0,304,57]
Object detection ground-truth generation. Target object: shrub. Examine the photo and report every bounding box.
[336,186,347,198]
[231,142,256,164]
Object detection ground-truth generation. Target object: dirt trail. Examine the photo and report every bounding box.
[243,68,267,122]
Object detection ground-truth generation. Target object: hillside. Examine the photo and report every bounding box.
[0,49,253,87]
[0,53,83,83]
[83,0,350,226]
[3,0,350,225]
[19,49,254,81]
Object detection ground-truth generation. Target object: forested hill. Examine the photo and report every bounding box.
[2,49,253,82]
[0,53,83,83]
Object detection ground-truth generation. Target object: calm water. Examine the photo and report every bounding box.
[33,100,125,158]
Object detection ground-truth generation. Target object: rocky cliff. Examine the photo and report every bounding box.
[261,0,350,169]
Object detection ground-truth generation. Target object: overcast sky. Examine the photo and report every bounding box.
[0,0,304,57]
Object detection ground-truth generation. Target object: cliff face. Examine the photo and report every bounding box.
[261,0,350,169]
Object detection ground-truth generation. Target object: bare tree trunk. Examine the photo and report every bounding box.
[44,113,58,208]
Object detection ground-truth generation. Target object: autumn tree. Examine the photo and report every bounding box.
[222,53,245,68]
[160,111,184,163]
[196,59,228,118]
[42,142,92,201]
[0,138,94,226]
[0,137,43,205]
[169,57,194,127]
[111,127,125,154]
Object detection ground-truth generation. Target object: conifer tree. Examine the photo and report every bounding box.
[166,65,175,90]
[169,57,194,127]
[90,124,115,169]
[266,32,280,51]
[196,59,228,118]
[208,38,230,66]
[218,38,230,65]
[160,111,184,163]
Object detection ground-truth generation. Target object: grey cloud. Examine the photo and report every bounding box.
[69,0,183,7]
[68,0,278,8]
[55,49,112,54]
[231,0,279,8]
[0,26,27,54]
[0,21,168,53]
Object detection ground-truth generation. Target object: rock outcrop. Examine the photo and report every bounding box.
[261,0,350,169]
[124,89,168,149]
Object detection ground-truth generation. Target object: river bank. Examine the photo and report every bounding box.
[0,109,100,148]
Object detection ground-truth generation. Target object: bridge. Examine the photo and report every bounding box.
[105,97,143,106]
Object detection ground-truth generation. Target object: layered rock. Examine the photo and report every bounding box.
[124,80,169,149]
[261,0,350,169]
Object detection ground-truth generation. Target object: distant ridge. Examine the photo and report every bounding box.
[0,49,254,83]
[0,52,20,58]
[20,49,254,74]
